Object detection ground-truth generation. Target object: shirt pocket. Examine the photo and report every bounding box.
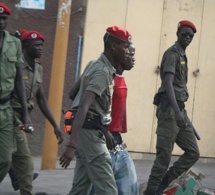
[36,76,43,84]
[4,56,17,78]
[34,77,42,95]
[8,56,17,63]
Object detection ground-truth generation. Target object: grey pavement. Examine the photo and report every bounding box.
[1,154,215,195]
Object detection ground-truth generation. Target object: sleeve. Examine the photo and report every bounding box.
[38,65,43,83]
[15,39,24,68]
[162,50,179,75]
[86,69,108,97]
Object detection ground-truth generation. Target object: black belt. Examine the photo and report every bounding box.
[177,101,185,109]
[13,106,33,113]
[153,93,186,109]
[0,94,12,104]
[69,112,107,133]
[81,114,105,130]
[158,94,185,112]
[13,107,22,113]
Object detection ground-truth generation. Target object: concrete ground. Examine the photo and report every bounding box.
[1,154,215,195]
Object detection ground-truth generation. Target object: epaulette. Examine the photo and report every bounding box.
[35,59,41,65]
[169,46,181,58]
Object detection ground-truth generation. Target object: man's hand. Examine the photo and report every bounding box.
[21,115,34,133]
[103,130,116,150]
[54,127,64,144]
[59,144,76,169]
[22,114,32,126]
[175,111,187,129]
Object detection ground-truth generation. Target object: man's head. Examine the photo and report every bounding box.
[21,30,45,59]
[103,25,132,67]
[176,20,196,49]
[121,43,136,71]
[104,26,132,44]
[0,3,11,32]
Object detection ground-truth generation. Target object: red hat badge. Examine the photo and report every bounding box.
[0,3,11,15]
[21,30,45,42]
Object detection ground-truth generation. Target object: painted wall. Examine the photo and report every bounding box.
[81,0,215,158]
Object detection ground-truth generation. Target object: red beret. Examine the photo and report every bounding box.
[21,30,45,42]
[0,3,11,15]
[106,25,132,44]
[19,29,28,36]
[177,20,197,33]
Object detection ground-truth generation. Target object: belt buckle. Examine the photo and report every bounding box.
[115,145,122,152]
[109,145,121,154]
[113,143,127,153]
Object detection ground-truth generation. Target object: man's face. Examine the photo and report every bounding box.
[25,39,43,59]
[113,41,130,64]
[122,44,135,71]
[0,13,8,32]
[177,26,194,48]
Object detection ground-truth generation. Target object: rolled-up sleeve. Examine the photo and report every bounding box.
[162,51,178,75]
[16,40,24,68]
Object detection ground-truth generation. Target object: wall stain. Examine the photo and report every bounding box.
[58,0,72,28]
[176,0,195,12]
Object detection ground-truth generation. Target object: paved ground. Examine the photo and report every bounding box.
[1,154,215,195]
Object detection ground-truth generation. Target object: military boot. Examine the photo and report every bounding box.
[143,188,158,195]
[9,168,39,191]
[8,167,19,191]
[157,174,172,194]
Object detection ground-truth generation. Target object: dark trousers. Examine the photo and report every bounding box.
[147,105,200,191]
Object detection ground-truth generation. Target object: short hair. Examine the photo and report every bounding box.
[103,33,123,50]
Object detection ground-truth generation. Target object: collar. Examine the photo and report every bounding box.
[174,41,186,57]
[23,58,39,71]
[1,31,16,54]
[100,53,116,78]
[116,74,124,77]
[3,31,14,42]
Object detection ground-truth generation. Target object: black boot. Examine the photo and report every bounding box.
[8,167,19,191]
[8,167,39,191]
[33,173,39,181]
[143,188,158,195]
[157,174,172,194]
